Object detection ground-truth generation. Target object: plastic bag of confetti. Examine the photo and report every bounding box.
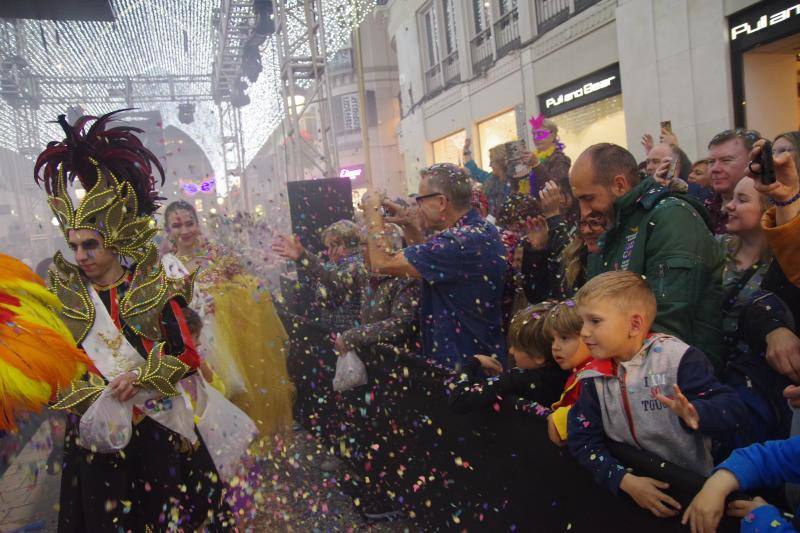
[332,351,367,392]
[195,376,257,482]
[78,388,133,453]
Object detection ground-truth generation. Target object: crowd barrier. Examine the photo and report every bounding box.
[282,315,744,532]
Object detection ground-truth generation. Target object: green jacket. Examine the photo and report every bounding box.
[587,177,725,370]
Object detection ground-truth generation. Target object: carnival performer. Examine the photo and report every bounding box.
[35,111,233,532]
[0,254,89,431]
[161,199,294,436]
[527,115,572,195]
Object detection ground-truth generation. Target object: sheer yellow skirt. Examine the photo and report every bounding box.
[207,275,294,436]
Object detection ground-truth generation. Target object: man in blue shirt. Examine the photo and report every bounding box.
[362,163,508,369]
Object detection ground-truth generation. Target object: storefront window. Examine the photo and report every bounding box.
[741,33,800,137]
[432,129,467,165]
[477,109,518,168]
[550,95,627,162]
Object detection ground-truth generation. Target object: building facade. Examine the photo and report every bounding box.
[388,0,800,193]
[244,7,403,222]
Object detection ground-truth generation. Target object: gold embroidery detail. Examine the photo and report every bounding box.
[48,252,95,344]
[135,342,189,397]
[51,374,106,414]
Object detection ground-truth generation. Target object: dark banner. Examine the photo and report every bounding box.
[286,177,354,255]
[728,0,800,52]
[538,63,621,117]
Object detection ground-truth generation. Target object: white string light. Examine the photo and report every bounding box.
[0,0,377,181]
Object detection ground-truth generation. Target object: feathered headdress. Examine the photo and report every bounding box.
[0,254,90,431]
[33,110,165,263]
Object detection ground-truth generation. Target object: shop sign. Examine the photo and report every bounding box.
[729,0,800,51]
[537,64,621,117]
[339,165,364,180]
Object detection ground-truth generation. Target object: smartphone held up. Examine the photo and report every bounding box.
[757,141,776,185]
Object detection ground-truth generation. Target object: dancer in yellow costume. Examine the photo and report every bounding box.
[161,200,294,436]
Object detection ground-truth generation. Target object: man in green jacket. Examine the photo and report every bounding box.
[570,143,725,370]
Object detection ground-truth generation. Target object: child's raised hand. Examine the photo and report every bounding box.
[656,384,700,430]
[682,469,740,533]
[473,354,503,376]
[620,473,681,518]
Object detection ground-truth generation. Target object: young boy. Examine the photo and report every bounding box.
[567,271,747,518]
[447,303,568,414]
[543,300,614,447]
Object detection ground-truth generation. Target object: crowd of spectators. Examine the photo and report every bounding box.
[274,122,800,531]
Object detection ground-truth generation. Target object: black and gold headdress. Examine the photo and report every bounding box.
[34,110,195,343]
[34,109,165,264]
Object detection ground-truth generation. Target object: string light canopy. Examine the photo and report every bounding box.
[0,0,377,183]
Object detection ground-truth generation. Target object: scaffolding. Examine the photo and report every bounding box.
[211,0,257,102]
[274,0,338,183]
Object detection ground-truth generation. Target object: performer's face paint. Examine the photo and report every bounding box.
[166,209,201,251]
[67,229,119,282]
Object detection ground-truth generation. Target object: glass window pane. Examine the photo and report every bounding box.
[423,9,440,65]
[442,0,457,54]
[472,0,489,32]
[432,129,467,164]
[477,109,518,168]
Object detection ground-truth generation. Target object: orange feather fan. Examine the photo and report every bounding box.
[0,254,90,431]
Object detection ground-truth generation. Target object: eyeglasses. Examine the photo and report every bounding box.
[412,192,445,205]
[579,219,605,230]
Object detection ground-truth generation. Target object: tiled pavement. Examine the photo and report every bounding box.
[0,421,59,533]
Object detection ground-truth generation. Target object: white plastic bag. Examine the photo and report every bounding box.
[332,351,368,392]
[78,388,134,453]
[194,376,257,482]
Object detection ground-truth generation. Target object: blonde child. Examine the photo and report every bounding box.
[567,271,746,518]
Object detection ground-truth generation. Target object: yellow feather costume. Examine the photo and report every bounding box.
[0,254,90,431]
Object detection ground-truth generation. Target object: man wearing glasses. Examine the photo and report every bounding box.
[361,163,508,369]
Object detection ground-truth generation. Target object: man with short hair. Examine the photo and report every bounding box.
[645,143,679,180]
[362,163,508,369]
[706,129,761,234]
[569,143,725,370]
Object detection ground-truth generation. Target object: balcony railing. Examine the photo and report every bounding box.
[575,0,602,14]
[442,51,460,86]
[494,7,520,59]
[424,62,444,95]
[470,28,494,74]
[535,0,570,35]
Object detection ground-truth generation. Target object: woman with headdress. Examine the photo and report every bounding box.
[34,110,234,531]
[527,115,572,196]
[161,199,294,437]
